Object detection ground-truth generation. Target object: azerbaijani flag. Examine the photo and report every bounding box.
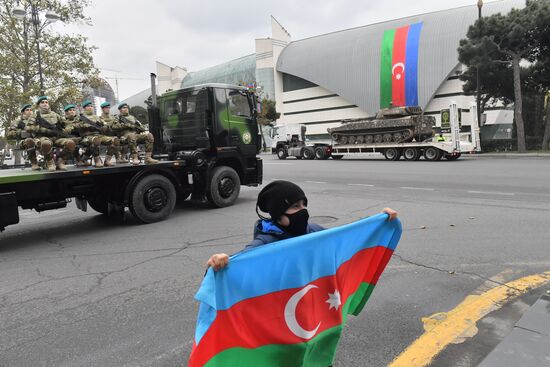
[380,22,423,108]
[188,214,402,366]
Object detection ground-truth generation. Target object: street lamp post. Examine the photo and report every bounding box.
[477,0,483,126]
[12,1,60,95]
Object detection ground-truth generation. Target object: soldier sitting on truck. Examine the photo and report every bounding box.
[67,100,119,168]
[113,102,158,165]
[63,104,87,167]
[99,102,128,164]
[6,104,41,170]
[25,96,73,171]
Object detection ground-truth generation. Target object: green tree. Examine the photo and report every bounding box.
[257,98,280,151]
[0,0,98,132]
[458,0,550,152]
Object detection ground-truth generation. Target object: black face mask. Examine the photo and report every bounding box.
[282,209,309,236]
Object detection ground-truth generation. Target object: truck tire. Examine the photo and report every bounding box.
[87,195,108,215]
[383,148,401,161]
[303,147,315,160]
[424,147,443,161]
[403,147,421,161]
[277,148,287,160]
[315,147,326,160]
[206,166,241,208]
[129,174,176,223]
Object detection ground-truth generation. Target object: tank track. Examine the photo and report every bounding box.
[331,128,417,144]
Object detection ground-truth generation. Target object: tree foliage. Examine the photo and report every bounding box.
[458,0,550,152]
[257,98,280,126]
[0,0,98,131]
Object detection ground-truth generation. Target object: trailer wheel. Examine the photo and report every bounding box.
[315,147,326,160]
[424,147,443,161]
[129,174,176,223]
[332,155,344,160]
[383,148,401,161]
[277,148,287,160]
[445,153,461,161]
[87,195,108,215]
[206,166,241,208]
[403,147,421,161]
[303,147,315,160]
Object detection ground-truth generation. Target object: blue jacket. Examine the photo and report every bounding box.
[244,219,325,250]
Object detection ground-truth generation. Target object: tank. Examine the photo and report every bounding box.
[327,106,435,145]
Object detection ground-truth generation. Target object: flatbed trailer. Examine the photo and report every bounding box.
[0,158,262,232]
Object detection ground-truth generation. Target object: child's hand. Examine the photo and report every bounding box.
[382,207,398,221]
[207,253,229,271]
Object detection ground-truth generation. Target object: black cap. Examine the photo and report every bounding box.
[257,180,307,220]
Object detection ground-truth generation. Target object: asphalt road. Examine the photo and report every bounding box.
[1,154,550,367]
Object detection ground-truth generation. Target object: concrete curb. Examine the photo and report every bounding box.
[478,293,550,367]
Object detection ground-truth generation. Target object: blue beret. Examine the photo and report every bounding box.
[64,104,76,112]
[118,102,129,110]
[20,103,32,112]
[36,96,48,104]
[82,100,93,108]
[100,102,111,108]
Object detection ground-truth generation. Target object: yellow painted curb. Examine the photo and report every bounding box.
[389,271,550,367]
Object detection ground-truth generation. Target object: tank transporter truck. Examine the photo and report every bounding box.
[327,103,480,161]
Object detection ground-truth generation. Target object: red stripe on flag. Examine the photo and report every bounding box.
[391,25,409,106]
[189,245,394,366]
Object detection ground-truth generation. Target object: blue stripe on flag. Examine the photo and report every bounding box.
[405,22,423,106]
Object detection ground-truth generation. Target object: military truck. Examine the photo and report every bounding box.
[0,74,263,232]
[271,124,333,160]
[326,103,480,161]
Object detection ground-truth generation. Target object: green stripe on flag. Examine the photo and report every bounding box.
[380,29,395,109]
[202,281,377,367]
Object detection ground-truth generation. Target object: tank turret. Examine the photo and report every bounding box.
[328,106,435,145]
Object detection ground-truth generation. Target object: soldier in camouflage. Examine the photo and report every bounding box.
[113,102,158,165]
[68,100,119,167]
[25,96,72,171]
[6,103,40,170]
[62,104,86,167]
[99,102,127,164]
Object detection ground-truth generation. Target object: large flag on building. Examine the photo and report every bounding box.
[188,214,402,367]
[380,22,424,108]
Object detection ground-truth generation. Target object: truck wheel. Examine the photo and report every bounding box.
[277,148,287,160]
[129,174,176,223]
[424,147,443,161]
[332,155,344,160]
[315,147,326,160]
[303,147,315,160]
[403,147,421,161]
[87,195,108,215]
[207,166,241,208]
[383,148,401,161]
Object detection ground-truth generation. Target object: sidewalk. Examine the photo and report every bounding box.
[478,292,550,367]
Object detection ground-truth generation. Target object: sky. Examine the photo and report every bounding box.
[58,0,485,100]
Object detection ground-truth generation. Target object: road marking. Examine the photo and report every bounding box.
[400,187,435,191]
[305,181,327,184]
[348,184,375,187]
[388,271,550,367]
[467,190,515,196]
